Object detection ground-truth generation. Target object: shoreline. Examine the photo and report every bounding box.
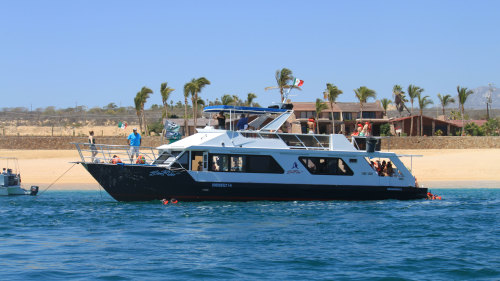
[2,149,499,190]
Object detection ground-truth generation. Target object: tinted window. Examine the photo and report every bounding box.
[208,154,283,174]
[299,157,353,176]
[171,152,189,169]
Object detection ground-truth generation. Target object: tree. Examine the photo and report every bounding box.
[245,93,257,106]
[407,84,423,136]
[133,87,153,134]
[160,82,175,119]
[185,77,211,130]
[315,98,328,134]
[417,93,433,136]
[392,85,409,117]
[354,86,376,122]
[437,93,455,118]
[221,94,235,105]
[380,98,392,117]
[324,83,343,134]
[183,84,191,136]
[265,68,301,103]
[134,93,143,133]
[457,86,474,136]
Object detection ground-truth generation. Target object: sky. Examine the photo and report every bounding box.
[1,0,499,110]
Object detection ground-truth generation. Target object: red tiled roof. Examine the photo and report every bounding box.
[292,101,383,112]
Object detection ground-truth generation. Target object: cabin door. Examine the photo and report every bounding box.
[202,152,209,171]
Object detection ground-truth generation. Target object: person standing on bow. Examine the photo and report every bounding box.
[127,128,142,163]
[88,130,98,163]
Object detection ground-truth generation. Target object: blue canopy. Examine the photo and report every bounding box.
[203,105,287,114]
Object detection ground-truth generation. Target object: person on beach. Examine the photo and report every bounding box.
[236,114,248,130]
[215,111,226,129]
[88,131,98,163]
[127,128,142,163]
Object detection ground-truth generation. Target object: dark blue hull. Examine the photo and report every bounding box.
[82,163,428,202]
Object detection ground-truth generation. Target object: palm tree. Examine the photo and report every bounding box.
[417,94,433,136]
[324,83,343,134]
[381,98,392,117]
[354,86,376,122]
[134,92,143,133]
[457,86,474,136]
[232,95,241,106]
[393,85,409,117]
[407,85,423,136]
[136,87,153,134]
[160,82,175,119]
[245,93,257,106]
[185,77,211,130]
[221,94,235,105]
[265,68,301,103]
[193,77,210,128]
[183,85,191,136]
[315,98,328,134]
[437,93,455,118]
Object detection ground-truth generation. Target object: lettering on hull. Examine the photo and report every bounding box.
[212,183,232,188]
[149,170,178,177]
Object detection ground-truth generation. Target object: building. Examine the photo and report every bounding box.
[389,115,462,136]
[292,101,386,135]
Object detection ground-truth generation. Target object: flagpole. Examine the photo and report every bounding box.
[282,77,295,104]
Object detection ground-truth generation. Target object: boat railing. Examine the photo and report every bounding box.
[240,131,331,150]
[72,143,159,164]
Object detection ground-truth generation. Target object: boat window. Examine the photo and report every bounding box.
[230,155,245,172]
[246,155,283,174]
[210,155,229,172]
[191,151,204,171]
[208,154,284,174]
[154,151,179,165]
[365,157,400,177]
[299,157,353,176]
[171,152,189,169]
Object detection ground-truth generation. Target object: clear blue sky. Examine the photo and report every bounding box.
[1,0,499,109]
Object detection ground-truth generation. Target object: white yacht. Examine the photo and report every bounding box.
[74,105,427,202]
[0,157,38,196]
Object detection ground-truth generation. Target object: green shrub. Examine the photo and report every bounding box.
[482,119,500,136]
[435,129,443,136]
[380,123,391,136]
[464,122,484,136]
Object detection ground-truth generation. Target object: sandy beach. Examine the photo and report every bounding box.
[1,149,499,190]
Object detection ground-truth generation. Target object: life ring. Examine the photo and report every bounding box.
[171,198,178,204]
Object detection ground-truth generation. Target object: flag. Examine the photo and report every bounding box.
[118,121,127,129]
[293,78,304,87]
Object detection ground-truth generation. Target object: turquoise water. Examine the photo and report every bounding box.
[1,189,499,280]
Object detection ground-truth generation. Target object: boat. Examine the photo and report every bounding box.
[0,157,39,196]
[73,105,427,202]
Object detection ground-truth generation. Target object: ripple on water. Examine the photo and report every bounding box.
[0,189,499,280]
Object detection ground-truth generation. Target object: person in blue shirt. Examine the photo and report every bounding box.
[236,114,248,130]
[127,128,142,163]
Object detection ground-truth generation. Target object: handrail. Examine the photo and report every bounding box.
[72,143,159,164]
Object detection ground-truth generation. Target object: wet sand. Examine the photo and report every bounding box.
[1,149,499,190]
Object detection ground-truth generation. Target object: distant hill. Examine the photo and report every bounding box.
[451,85,500,109]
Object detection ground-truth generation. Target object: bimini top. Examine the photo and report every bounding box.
[203,105,287,114]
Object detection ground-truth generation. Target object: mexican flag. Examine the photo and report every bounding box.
[118,121,127,129]
[293,78,304,87]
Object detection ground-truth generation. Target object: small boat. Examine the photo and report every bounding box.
[73,104,427,202]
[0,157,38,196]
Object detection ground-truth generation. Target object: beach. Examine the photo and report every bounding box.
[1,149,499,190]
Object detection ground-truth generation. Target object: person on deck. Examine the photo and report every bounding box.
[88,130,98,163]
[215,111,226,130]
[236,114,248,130]
[127,128,142,163]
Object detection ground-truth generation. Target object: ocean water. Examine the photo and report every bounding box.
[1,189,499,280]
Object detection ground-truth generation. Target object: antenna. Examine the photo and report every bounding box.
[486,83,495,119]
